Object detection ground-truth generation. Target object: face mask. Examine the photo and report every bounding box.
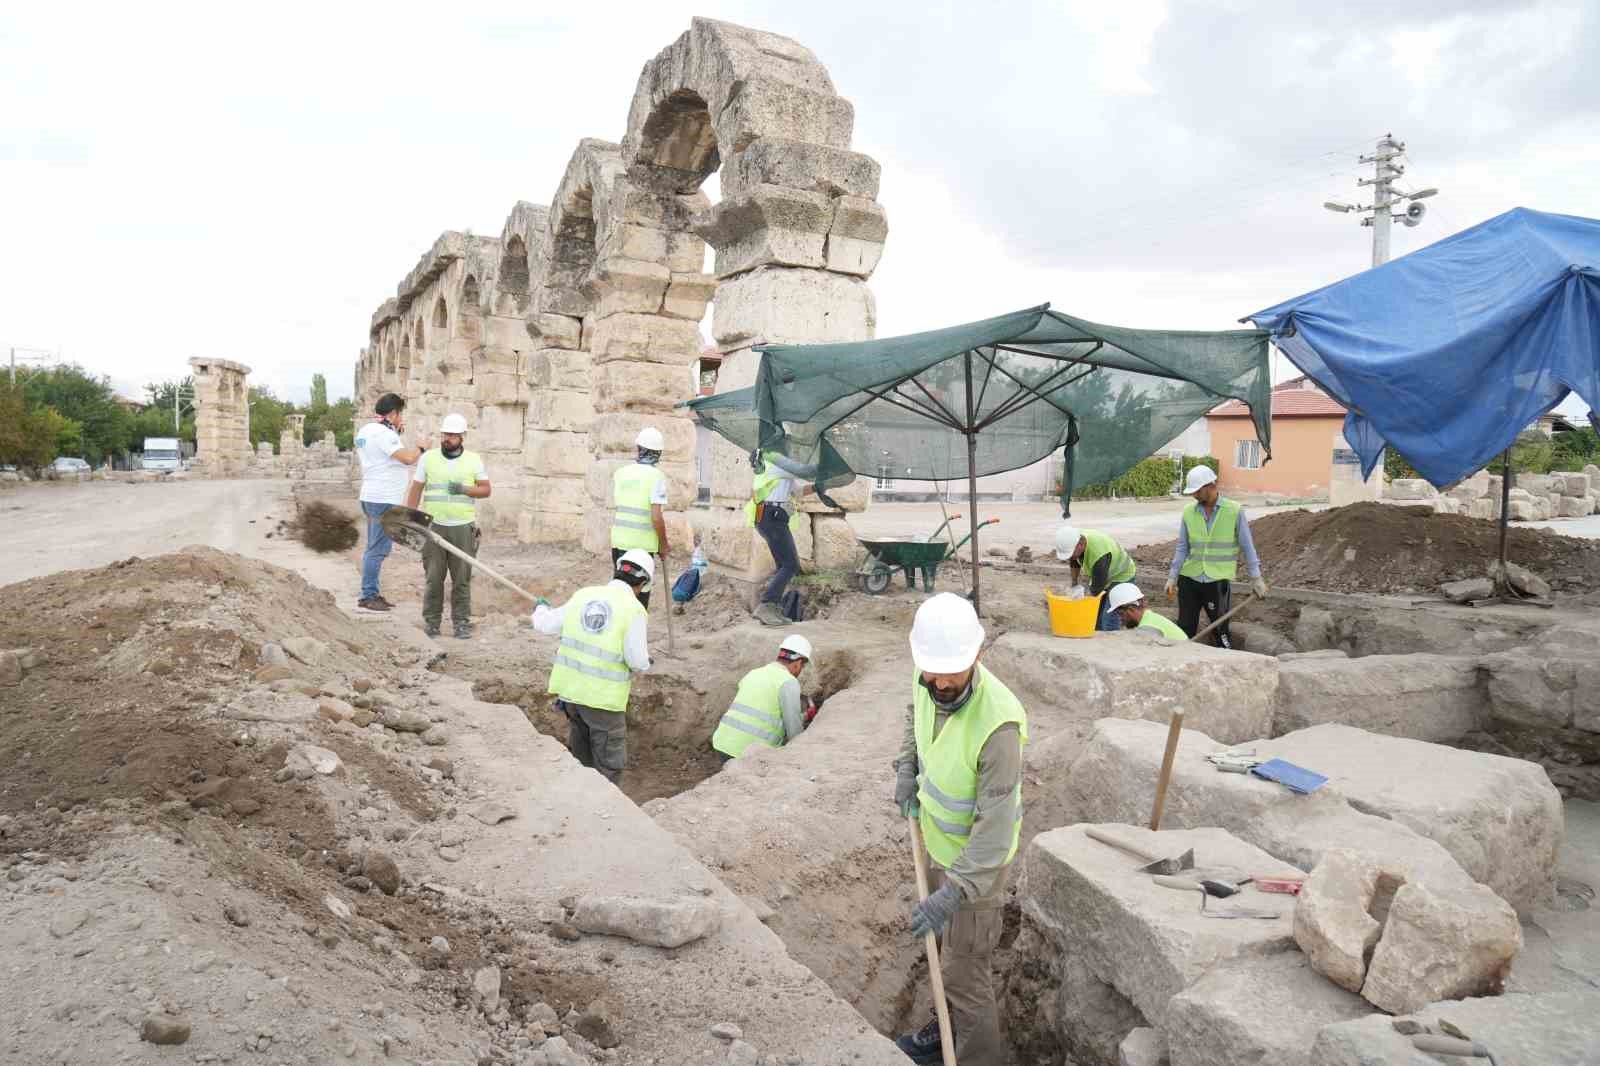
[441,441,463,459]
[637,449,660,466]
[920,672,975,713]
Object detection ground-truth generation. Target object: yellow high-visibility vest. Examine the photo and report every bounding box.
[711,661,793,757]
[546,583,644,713]
[913,665,1028,869]
[1179,498,1240,581]
[611,463,664,552]
[420,449,481,524]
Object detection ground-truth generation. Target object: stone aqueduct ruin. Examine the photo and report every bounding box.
[352,19,886,578]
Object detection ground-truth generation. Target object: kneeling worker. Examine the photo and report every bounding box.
[893,593,1027,1066]
[1106,582,1186,638]
[710,635,813,761]
[1054,523,1136,632]
[531,550,654,787]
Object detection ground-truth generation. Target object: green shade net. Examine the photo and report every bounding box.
[685,305,1272,510]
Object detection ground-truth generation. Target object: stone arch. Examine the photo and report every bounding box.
[536,138,624,320]
[432,295,448,331]
[413,318,425,353]
[461,274,481,316]
[383,336,396,377]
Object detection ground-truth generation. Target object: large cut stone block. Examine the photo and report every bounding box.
[591,360,695,414]
[1559,494,1589,517]
[824,195,889,277]
[526,388,595,434]
[664,231,706,274]
[1164,953,1368,1066]
[588,257,670,318]
[524,430,591,479]
[597,222,668,265]
[662,272,717,321]
[793,475,871,513]
[715,76,855,164]
[697,184,833,277]
[523,475,588,515]
[1310,989,1600,1065]
[584,458,696,513]
[810,514,859,570]
[474,372,525,407]
[1294,848,1393,993]
[523,348,591,393]
[1259,724,1561,913]
[1387,478,1437,500]
[1360,878,1521,1013]
[1021,824,1302,1029]
[713,267,876,348]
[986,631,1277,744]
[476,404,526,451]
[722,139,882,201]
[519,509,584,545]
[527,313,583,350]
[1272,654,1484,743]
[588,413,698,460]
[589,312,704,366]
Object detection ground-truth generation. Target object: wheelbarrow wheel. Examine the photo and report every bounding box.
[863,565,893,595]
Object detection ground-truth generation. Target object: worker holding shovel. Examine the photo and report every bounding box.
[1166,465,1268,648]
[403,413,490,639]
[893,593,1028,1066]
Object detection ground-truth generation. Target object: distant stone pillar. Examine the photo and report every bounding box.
[188,357,253,476]
[280,413,306,458]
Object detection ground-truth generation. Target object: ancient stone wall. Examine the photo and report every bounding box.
[352,18,885,557]
[188,357,253,476]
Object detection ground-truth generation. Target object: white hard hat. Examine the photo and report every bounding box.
[635,426,665,451]
[1184,464,1217,494]
[616,548,656,586]
[1106,582,1145,613]
[909,593,986,674]
[1054,524,1084,561]
[440,413,468,434]
[778,634,813,661]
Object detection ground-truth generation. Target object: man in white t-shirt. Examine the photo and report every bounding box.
[354,393,428,612]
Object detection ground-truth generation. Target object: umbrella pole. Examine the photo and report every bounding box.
[963,350,981,612]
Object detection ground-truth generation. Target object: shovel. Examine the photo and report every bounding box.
[380,507,540,605]
[1189,594,1256,644]
[907,816,959,1066]
[1084,827,1195,876]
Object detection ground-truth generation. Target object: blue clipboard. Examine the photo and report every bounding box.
[1250,758,1327,795]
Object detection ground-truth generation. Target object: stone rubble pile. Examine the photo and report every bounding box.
[1387,466,1600,521]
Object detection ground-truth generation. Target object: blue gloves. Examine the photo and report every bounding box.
[910,882,962,939]
[894,763,919,818]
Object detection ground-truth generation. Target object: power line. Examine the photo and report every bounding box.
[1321,133,1442,267]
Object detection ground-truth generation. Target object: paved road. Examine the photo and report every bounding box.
[1520,513,1600,540]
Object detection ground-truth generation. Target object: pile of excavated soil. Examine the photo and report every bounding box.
[293,498,360,552]
[1130,502,1600,595]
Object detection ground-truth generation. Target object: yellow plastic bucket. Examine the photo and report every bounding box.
[1046,588,1102,638]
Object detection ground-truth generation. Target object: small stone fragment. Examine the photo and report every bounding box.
[383,708,431,733]
[363,850,401,895]
[469,802,516,826]
[571,894,721,949]
[727,1039,759,1066]
[1294,849,1389,993]
[49,908,90,938]
[254,665,294,684]
[222,902,251,927]
[140,1016,192,1045]
[282,636,328,665]
[258,642,290,666]
[473,965,502,1012]
[323,894,352,921]
[429,935,451,955]
[710,1022,743,1041]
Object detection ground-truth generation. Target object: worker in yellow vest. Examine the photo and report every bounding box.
[892,594,1027,1066]
[747,449,817,627]
[1165,465,1268,649]
[530,550,654,786]
[710,635,813,762]
[1106,582,1186,639]
[403,412,491,639]
[1054,523,1136,633]
[610,427,670,607]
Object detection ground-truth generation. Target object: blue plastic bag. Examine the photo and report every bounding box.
[671,565,701,603]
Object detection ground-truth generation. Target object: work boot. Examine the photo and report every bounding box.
[423,622,441,638]
[373,594,397,609]
[752,602,789,627]
[357,597,391,613]
[452,621,473,640]
[894,1017,947,1064]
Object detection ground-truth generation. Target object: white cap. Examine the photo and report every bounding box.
[616,548,656,587]
[1106,582,1145,612]
[440,413,468,434]
[909,593,985,674]
[636,426,665,451]
[1184,464,1217,494]
[778,634,813,660]
[1054,524,1083,561]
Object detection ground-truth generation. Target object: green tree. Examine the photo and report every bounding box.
[0,376,57,470]
[128,405,195,450]
[248,386,292,452]
[19,364,132,464]
[309,373,329,415]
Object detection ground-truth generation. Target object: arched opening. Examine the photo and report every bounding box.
[499,236,529,296]
[461,274,481,316]
[432,295,448,331]
[413,318,425,353]
[636,89,718,193]
[383,337,396,377]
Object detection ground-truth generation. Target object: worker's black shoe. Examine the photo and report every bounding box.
[894,1017,947,1064]
[423,622,441,638]
[452,621,473,640]
[357,597,391,613]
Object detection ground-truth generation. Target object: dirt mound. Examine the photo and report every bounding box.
[1130,502,1600,596]
[294,498,360,552]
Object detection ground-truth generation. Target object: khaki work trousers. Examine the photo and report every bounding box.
[929,863,1010,1066]
[422,522,478,627]
[561,700,626,785]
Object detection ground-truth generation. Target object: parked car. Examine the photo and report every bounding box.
[50,457,92,476]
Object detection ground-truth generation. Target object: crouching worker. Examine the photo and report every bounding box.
[1106,582,1187,638]
[711,635,814,762]
[531,550,654,786]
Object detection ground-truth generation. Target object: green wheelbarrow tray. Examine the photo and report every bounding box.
[854,517,1000,595]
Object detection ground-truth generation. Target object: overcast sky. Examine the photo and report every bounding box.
[3,1,1596,413]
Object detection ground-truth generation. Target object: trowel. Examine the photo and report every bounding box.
[1084,827,1195,876]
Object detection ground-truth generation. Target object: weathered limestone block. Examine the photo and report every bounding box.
[597,222,668,265]
[1468,497,1496,520]
[1447,470,1490,500]
[527,313,583,350]
[1519,473,1554,495]
[1489,559,1551,599]
[1311,989,1600,1065]
[519,510,584,545]
[824,195,888,277]
[524,430,592,478]
[476,405,527,451]
[1507,487,1534,503]
[588,413,698,460]
[591,360,694,414]
[1508,499,1537,520]
[1387,478,1437,500]
[570,893,721,949]
[1360,878,1521,1013]
[1440,577,1494,602]
[1293,849,1391,992]
[589,312,703,366]
[524,475,588,515]
[583,457,696,513]
[1118,1028,1167,1066]
[809,514,859,570]
[662,272,718,320]
[1272,654,1484,743]
[722,138,881,200]
[1164,953,1368,1066]
[1480,650,1600,731]
[1559,494,1589,517]
[526,390,594,434]
[793,475,871,513]
[1432,496,1463,515]
[713,267,875,348]
[696,184,833,277]
[1544,492,1561,517]
[523,349,592,393]
[483,314,531,350]
[987,633,1277,744]
[1021,825,1301,1030]
[664,231,706,273]
[589,257,670,318]
[474,372,525,408]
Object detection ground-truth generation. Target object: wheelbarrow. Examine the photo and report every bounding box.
[854,516,1000,595]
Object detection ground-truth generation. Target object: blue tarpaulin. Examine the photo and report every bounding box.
[1246,208,1600,487]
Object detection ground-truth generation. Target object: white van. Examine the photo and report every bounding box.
[142,438,182,472]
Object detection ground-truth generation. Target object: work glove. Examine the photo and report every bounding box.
[909,881,963,940]
[447,481,467,496]
[1163,578,1177,601]
[894,762,920,818]
[1252,577,1269,599]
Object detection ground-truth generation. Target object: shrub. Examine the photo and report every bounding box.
[1077,457,1180,499]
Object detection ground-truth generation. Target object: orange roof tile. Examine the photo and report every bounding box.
[1211,382,1347,418]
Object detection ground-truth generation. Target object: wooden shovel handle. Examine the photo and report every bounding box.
[908,817,959,1066]
[1149,709,1185,831]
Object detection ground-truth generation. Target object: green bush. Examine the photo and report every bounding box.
[1180,454,1219,484]
[1383,448,1422,481]
[1077,457,1180,499]
[1551,428,1599,471]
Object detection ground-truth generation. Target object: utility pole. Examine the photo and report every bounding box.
[1323,134,1439,267]
[8,345,55,384]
